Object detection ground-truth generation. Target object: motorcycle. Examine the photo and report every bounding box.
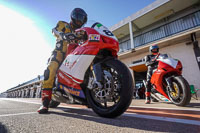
[144,54,191,106]
[49,22,134,118]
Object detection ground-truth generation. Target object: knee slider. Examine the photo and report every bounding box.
[55,41,63,51]
[44,68,50,80]
[52,51,63,64]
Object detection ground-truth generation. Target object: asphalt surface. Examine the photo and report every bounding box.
[0,98,200,133]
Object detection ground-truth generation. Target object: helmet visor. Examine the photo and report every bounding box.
[151,49,158,52]
[72,13,87,28]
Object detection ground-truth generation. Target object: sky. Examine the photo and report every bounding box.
[0,0,156,93]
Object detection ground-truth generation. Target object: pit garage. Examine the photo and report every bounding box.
[129,59,148,99]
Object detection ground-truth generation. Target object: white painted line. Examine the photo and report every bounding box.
[0,112,37,117]
[124,113,200,126]
[1,98,91,109]
[2,98,200,126]
[130,105,200,112]
[1,98,90,110]
[2,98,199,111]
[0,98,41,105]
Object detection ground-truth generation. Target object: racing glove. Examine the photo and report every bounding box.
[60,33,77,43]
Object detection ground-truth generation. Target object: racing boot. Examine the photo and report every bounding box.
[145,92,151,104]
[37,90,52,114]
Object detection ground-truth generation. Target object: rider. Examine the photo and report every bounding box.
[144,44,160,104]
[37,8,87,114]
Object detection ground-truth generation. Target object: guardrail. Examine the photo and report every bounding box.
[119,10,200,53]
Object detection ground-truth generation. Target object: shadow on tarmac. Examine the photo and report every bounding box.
[49,107,199,133]
[186,102,200,108]
[0,123,9,133]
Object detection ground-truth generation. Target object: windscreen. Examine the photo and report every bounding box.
[158,54,169,59]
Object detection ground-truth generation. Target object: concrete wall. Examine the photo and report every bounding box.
[161,39,200,95]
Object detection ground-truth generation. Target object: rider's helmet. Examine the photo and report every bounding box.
[149,44,159,55]
[70,8,87,29]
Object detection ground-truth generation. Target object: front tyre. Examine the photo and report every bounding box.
[86,59,133,118]
[167,76,191,106]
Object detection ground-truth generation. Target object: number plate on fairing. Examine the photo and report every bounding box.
[93,23,118,41]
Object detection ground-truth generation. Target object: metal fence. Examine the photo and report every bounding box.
[119,39,131,52]
[119,11,200,53]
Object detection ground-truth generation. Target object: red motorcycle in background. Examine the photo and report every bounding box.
[49,22,133,118]
[144,54,191,106]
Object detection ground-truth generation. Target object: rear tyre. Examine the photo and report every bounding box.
[49,100,60,108]
[86,59,133,118]
[167,76,191,106]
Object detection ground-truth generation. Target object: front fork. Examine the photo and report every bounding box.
[91,63,103,83]
[165,77,173,92]
[89,63,103,89]
[88,57,115,90]
[165,77,174,92]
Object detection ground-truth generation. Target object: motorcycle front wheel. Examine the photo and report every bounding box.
[167,76,191,106]
[86,59,133,118]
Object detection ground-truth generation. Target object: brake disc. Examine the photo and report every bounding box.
[94,70,114,102]
[170,83,180,100]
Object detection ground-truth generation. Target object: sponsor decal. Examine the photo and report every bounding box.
[89,34,100,42]
[58,84,85,98]
[96,23,103,28]
[63,59,68,66]
[64,87,80,96]
[63,59,77,69]
[69,60,77,69]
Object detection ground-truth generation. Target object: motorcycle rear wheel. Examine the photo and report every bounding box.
[167,76,191,106]
[86,59,133,118]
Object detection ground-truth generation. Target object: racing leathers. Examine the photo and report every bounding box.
[38,21,76,113]
[144,53,160,103]
[43,21,75,89]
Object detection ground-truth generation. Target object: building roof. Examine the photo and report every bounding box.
[110,0,170,31]
[110,0,199,39]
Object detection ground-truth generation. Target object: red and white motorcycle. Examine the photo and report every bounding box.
[50,22,134,118]
[144,54,191,106]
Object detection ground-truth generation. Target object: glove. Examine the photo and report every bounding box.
[75,30,86,39]
[60,33,77,42]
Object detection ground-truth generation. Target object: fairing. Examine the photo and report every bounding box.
[151,57,182,99]
[56,22,119,98]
